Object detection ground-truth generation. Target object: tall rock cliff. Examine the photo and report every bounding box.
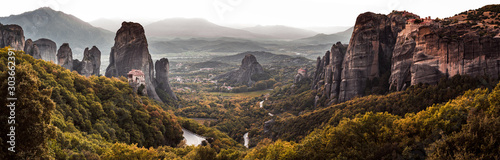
[105,22,161,101]
[215,54,265,86]
[311,42,347,101]
[24,39,41,59]
[0,23,24,50]
[389,20,500,90]
[74,46,101,77]
[312,8,500,104]
[337,12,409,102]
[155,58,177,101]
[34,38,57,63]
[57,43,73,70]
[311,11,418,103]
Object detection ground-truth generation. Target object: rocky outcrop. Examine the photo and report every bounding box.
[215,54,265,86]
[312,10,500,104]
[34,38,57,63]
[311,11,414,103]
[294,68,308,84]
[0,23,25,51]
[76,46,101,76]
[57,43,73,70]
[389,22,500,90]
[105,22,161,101]
[311,42,347,102]
[24,39,41,59]
[155,58,177,100]
[338,12,408,102]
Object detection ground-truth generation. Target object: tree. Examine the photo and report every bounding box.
[0,48,56,159]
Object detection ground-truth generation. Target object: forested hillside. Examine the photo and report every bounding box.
[245,81,500,159]
[0,48,243,159]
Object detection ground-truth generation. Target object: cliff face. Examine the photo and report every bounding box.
[312,12,409,103]
[0,23,25,51]
[105,22,161,101]
[57,43,73,70]
[75,46,101,77]
[215,54,265,86]
[311,42,347,102]
[338,12,408,102]
[34,38,57,63]
[389,23,500,90]
[155,58,177,100]
[24,39,41,59]
[312,10,500,103]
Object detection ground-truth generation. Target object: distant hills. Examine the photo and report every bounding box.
[0,7,354,62]
[210,51,297,65]
[148,37,269,54]
[0,7,114,59]
[94,18,327,40]
[89,18,126,32]
[241,25,318,39]
[144,18,271,39]
[294,27,353,44]
[305,26,352,34]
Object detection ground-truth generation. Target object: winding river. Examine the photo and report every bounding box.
[244,132,249,148]
[182,128,206,146]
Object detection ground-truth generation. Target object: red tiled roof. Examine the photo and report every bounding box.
[127,69,144,76]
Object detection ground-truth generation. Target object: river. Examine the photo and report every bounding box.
[182,128,206,146]
[244,132,249,148]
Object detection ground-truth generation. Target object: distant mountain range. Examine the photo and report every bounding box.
[0,7,354,62]
[90,17,348,41]
[294,27,353,44]
[305,26,352,34]
[210,51,295,65]
[149,37,270,54]
[241,25,318,39]
[0,7,114,59]
[144,18,271,39]
[89,18,126,32]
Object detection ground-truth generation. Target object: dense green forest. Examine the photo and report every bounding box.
[268,75,493,141]
[245,85,500,159]
[0,48,243,159]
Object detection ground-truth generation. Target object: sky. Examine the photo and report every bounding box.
[0,0,498,28]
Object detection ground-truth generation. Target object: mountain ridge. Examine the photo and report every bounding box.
[242,25,318,40]
[0,7,114,59]
[144,18,273,39]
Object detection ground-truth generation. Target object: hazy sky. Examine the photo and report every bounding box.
[1,0,498,28]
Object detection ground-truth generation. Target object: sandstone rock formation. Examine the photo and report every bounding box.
[389,21,500,91]
[338,12,408,102]
[0,23,25,50]
[57,43,73,70]
[312,10,500,104]
[215,54,265,86]
[24,39,41,59]
[311,11,415,103]
[105,22,161,101]
[311,42,348,101]
[75,46,101,77]
[34,38,57,63]
[155,58,177,100]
